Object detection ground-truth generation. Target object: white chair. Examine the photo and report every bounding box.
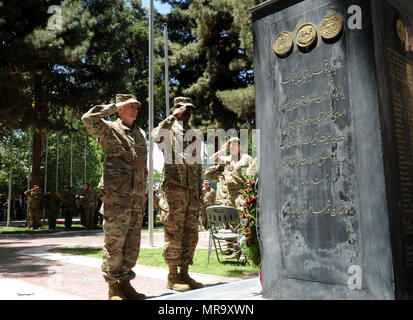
[206,205,240,263]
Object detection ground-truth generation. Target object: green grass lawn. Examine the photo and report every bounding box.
[50,247,260,278]
[0,223,86,235]
[0,221,165,235]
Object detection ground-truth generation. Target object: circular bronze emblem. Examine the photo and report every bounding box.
[273,32,293,56]
[319,14,343,40]
[296,23,317,48]
[396,19,406,43]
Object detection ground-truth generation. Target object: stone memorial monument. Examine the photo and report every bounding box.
[252,0,413,299]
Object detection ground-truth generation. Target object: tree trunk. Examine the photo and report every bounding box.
[31,76,46,188]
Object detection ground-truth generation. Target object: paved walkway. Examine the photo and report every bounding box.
[0,224,262,300]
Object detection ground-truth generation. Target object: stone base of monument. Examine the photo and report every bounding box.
[252,0,413,299]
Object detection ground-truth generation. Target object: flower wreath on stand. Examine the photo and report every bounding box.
[237,173,260,266]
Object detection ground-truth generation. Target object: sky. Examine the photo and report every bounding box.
[141,0,172,14]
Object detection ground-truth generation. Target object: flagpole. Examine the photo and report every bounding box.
[164,23,170,117]
[6,133,14,227]
[148,0,154,247]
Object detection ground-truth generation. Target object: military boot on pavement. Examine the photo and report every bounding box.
[119,280,146,300]
[180,264,204,289]
[108,282,127,300]
[167,265,190,292]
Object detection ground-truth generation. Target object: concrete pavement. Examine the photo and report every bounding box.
[0,224,262,300]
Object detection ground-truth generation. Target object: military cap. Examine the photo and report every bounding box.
[173,96,196,110]
[115,94,141,110]
[228,137,240,143]
[33,185,40,189]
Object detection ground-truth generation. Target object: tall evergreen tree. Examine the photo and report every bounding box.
[160,0,265,132]
[0,0,167,189]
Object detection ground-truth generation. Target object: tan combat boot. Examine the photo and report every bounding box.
[119,280,146,300]
[108,281,127,300]
[167,265,190,292]
[180,265,203,289]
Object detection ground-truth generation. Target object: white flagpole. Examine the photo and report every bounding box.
[7,133,14,227]
[148,0,154,247]
[164,23,170,117]
[43,132,48,223]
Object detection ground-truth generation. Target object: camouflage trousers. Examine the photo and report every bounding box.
[28,210,42,229]
[101,200,144,283]
[161,206,199,266]
[83,207,95,229]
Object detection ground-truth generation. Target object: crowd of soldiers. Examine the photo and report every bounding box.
[21,183,105,230]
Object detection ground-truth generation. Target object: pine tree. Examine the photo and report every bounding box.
[160,0,265,132]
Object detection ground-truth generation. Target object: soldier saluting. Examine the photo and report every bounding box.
[152,97,203,292]
[24,185,43,229]
[82,94,147,300]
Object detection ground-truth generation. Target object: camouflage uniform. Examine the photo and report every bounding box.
[205,154,255,221]
[41,192,62,229]
[152,113,203,267]
[63,190,77,229]
[201,186,216,229]
[24,188,43,229]
[82,98,147,284]
[77,188,97,230]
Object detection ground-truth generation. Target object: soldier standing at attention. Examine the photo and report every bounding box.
[63,187,77,230]
[200,181,216,230]
[41,190,62,229]
[77,183,97,230]
[152,97,203,292]
[82,94,147,300]
[24,185,43,229]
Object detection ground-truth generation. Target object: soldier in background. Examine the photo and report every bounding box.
[77,183,97,230]
[205,137,256,259]
[152,97,203,292]
[82,93,147,300]
[200,181,216,230]
[205,137,256,223]
[94,193,103,228]
[24,186,43,229]
[41,190,62,229]
[63,187,77,230]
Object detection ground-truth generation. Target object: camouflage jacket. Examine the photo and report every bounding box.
[63,192,77,210]
[82,104,148,207]
[152,115,203,211]
[201,187,216,207]
[41,192,62,212]
[76,188,97,209]
[204,154,255,209]
[24,189,42,211]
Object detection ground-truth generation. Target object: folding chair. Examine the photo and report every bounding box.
[206,205,240,263]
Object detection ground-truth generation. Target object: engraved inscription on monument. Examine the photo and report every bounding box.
[272,8,361,285]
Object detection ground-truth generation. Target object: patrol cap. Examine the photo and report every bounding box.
[173,96,196,110]
[115,94,141,110]
[228,137,240,143]
[33,185,40,189]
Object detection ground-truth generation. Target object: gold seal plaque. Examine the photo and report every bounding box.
[319,14,343,40]
[273,32,293,56]
[296,23,317,48]
[396,19,406,43]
